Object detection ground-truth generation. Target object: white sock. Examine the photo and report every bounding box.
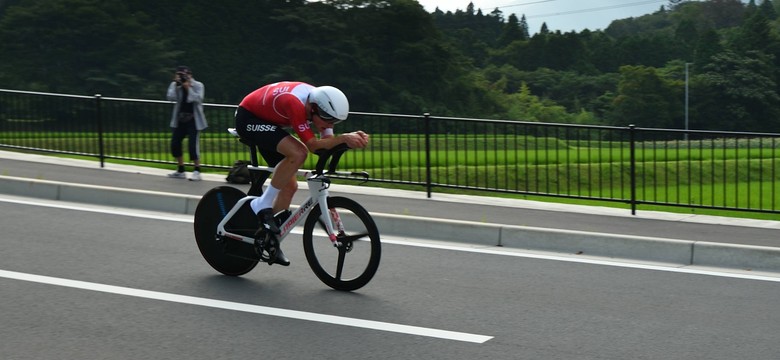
[250,184,280,214]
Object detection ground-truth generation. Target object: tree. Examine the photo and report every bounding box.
[675,17,699,46]
[699,0,745,28]
[488,7,503,22]
[745,0,758,19]
[560,32,589,70]
[340,0,465,113]
[498,13,524,46]
[518,15,530,39]
[694,28,723,65]
[608,65,681,128]
[583,31,621,72]
[0,0,176,97]
[613,33,685,68]
[539,22,549,35]
[3,0,780,128]
[733,8,774,53]
[759,0,777,20]
[505,82,571,123]
[693,50,780,132]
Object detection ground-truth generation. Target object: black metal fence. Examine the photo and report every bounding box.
[1,88,779,215]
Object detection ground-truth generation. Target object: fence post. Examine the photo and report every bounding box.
[628,124,637,215]
[424,113,432,198]
[95,94,105,168]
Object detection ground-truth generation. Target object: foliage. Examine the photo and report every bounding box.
[609,65,683,128]
[694,50,780,131]
[2,0,780,132]
[0,0,177,98]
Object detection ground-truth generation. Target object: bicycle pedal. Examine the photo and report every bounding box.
[254,233,279,265]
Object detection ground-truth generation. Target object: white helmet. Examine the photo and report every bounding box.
[309,86,349,122]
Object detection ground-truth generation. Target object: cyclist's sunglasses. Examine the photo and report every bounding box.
[316,109,343,125]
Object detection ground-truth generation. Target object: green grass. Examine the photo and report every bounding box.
[3,132,779,220]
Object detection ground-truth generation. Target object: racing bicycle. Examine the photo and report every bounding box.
[193,128,381,291]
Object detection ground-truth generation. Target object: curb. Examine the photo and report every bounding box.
[0,175,201,214]
[2,175,780,273]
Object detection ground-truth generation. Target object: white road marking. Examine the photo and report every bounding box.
[0,196,193,222]
[3,196,780,282]
[382,239,780,283]
[0,269,493,344]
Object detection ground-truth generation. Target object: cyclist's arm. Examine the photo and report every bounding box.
[304,131,368,152]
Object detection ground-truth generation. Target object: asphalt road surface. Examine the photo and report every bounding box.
[2,197,779,360]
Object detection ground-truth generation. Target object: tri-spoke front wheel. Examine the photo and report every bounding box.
[302,196,381,291]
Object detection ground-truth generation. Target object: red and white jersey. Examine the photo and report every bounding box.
[239,81,317,143]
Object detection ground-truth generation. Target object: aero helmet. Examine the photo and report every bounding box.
[309,86,349,122]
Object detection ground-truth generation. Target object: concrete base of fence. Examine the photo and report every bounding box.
[2,174,780,274]
[499,226,695,265]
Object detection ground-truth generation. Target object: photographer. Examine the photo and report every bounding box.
[166,65,207,181]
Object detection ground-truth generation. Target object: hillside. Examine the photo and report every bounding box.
[0,0,778,132]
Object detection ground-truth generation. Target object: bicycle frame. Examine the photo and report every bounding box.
[215,166,342,247]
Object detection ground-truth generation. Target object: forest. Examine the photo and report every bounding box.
[1,0,779,132]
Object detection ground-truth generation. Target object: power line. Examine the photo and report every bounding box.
[494,0,557,9]
[524,0,667,19]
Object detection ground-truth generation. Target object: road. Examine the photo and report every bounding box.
[2,197,779,359]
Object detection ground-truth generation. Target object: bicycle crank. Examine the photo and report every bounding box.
[254,232,280,265]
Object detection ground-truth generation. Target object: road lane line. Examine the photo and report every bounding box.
[0,269,493,344]
[4,196,779,282]
[382,239,780,282]
[0,197,193,222]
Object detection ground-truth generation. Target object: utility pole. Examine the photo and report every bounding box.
[685,62,692,141]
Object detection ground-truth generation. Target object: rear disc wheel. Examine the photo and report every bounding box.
[194,186,259,276]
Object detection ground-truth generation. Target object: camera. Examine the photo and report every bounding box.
[175,72,189,85]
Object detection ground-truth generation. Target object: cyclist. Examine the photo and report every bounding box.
[235,81,369,265]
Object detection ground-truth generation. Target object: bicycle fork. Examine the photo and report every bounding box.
[309,176,342,247]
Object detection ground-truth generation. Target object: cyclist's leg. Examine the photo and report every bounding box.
[248,136,305,209]
[235,109,296,265]
[252,139,305,266]
[269,137,306,212]
[272,174,298,214]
